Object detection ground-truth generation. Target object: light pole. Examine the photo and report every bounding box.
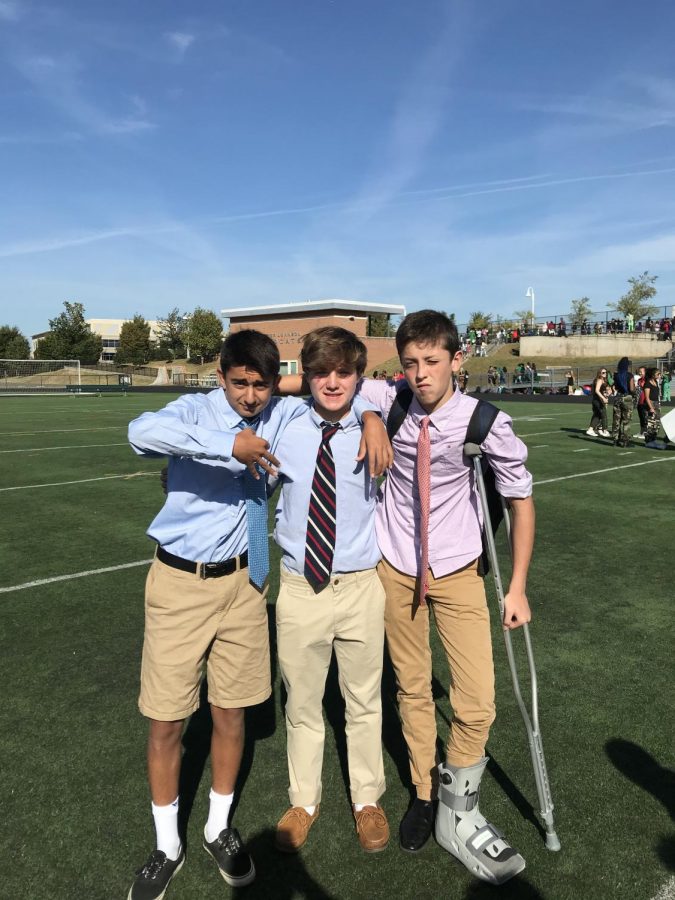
[525,286,535,330]
[182,314,192,361]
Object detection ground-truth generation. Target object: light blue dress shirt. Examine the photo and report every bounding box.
[273,405,381,576]
[128,389,378,564]
[128,389,310,562]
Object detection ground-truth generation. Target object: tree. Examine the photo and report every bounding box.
[186,307,223,362]
[367,313,396,337]
[155,307,187,359]
[513,309,535,326]
[34,301,102,364]
[569,297,593,331]
[468,311,492,331]
[0,325,30,359]
[116,315,152,366]
[611,271,659,320]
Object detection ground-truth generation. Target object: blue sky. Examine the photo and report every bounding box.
[1,0,675,338]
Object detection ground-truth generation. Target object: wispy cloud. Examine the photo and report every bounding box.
[0,0,21,22]
[164,31,195,58]
[351,0,472,218]
[11,53,156,136]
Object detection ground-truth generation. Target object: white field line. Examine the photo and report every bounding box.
[0,442,128,454]
[572,448,590,452]
[0,560,153,594]
[0,426,124,436]
[0,471,160,492]
[534,455,675,486]
[651,876,675,900]
[530,445,549,449]
[517,428,573,438]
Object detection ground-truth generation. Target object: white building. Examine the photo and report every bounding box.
[31,318,161,362]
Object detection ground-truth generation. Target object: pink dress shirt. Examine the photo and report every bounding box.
[357,379,533,579]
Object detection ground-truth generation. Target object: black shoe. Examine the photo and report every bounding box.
[203,827,255,887]
[127,848,184,900]
[399,798,435,853]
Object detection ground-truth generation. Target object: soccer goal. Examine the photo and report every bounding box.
[0,359,81,392]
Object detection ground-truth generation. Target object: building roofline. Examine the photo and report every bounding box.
[220,299,406,318]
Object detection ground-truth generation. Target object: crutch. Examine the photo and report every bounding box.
[464,442,561,852]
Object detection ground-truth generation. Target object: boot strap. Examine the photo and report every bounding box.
[440,789,479,812]
[467,823,506,851]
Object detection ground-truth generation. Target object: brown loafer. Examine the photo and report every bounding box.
[275,805,320,853]
[353,804,390,853]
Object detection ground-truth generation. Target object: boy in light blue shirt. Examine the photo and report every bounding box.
[272,327,390,856]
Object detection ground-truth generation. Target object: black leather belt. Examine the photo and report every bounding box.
[157,546,248,579]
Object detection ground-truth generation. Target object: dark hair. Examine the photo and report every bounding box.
[219,329,280,381]
[645,367,657,382]
[300,326,367,376]
[395,310,460,357]
[615,356,632,394]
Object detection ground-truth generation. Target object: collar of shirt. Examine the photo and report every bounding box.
[308,404,359,432]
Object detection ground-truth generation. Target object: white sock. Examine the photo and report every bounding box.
[353,803,376,812]
[303,805,316,816]
[152,797,181,861]
[205,789,234,842]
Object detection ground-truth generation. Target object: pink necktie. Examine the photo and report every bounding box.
[417,417,431,606]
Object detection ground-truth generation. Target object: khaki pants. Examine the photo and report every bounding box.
[276,568,386,808]
[378,557,495,801]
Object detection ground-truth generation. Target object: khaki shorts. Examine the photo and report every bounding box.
[139,557,271,721]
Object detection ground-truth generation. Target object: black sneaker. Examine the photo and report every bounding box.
[127,847,185,900]
[203,826,255,887]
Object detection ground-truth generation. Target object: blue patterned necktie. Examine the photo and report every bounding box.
[237,417,269,589]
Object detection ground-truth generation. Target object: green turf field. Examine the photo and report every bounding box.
[1,392,673,900]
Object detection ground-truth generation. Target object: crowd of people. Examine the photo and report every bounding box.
[125,311,535,899]
[586,358,671,446]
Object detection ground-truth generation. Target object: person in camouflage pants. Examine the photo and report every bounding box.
[611,357,636,447]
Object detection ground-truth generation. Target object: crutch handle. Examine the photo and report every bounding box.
[463,442,482,458]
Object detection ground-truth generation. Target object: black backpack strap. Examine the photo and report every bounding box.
[386,387,414,441]
[464,400,502,577]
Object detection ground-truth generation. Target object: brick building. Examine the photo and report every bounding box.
[220,299,406,374]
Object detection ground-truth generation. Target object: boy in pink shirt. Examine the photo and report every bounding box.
[359,310,535,886]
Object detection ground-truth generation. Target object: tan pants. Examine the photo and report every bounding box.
[378,557,495,801]
[276,568,386,808]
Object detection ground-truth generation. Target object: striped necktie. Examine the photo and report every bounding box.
[417,416,431,606]
[238,417,269,589]
[304,421,340,590]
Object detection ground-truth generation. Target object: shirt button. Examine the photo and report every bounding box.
[334,578,340,585]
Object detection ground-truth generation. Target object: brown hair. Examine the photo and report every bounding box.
[300,326,367,376]
[395,309,460,358]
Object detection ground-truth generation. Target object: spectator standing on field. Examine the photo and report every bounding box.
[611,356,636,447]
[586,368,610,437]
[643,368,662,445]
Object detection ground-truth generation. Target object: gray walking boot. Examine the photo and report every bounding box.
[435,758,525,885]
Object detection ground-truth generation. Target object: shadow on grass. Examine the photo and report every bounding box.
[464,874,546,899]
[177,602,279,846]
[606,737,675,870]
[237,829,337,899]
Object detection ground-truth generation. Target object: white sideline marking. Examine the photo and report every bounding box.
[572,448,590,452]
[0,442,128,454]
[618,451,634,456]
[651,876,675,900]
[1,426,123,436]
[0,559,153,594]
[534,455,675,486]
[518,429,571,438]
[530,445,549,449]
[0,471,160,492]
